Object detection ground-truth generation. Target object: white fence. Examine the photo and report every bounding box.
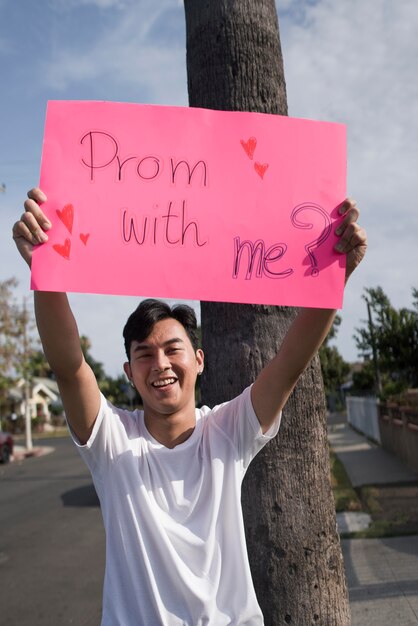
[346,396,380,444]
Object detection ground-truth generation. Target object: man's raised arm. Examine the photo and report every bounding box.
[12,188,100,444]
[251,198,367,433]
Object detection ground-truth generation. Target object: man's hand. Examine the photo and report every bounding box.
[334,197,367,280]
[252,197,367,432]
[13,187,100,445]
[12,188,51,267]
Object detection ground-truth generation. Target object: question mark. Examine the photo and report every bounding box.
[290,203,332,277]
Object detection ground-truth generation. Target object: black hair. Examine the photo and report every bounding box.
[123,298,199,360]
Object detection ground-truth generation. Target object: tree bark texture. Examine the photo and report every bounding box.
[184,1,350,625]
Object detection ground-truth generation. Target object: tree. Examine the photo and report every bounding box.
[0,278,38,447]
[80,335,141,407]
[319,315,350,407]
[350,359,376,394]
[0,278,20,422]
[27,349,54,379]
[80,335,107,383]
[183,2,350,624]
[354,286,418,396]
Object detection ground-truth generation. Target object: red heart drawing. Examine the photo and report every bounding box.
[53,238,71,260]
[56,203,74,234]
[240,137,257,160]
[80,233,90,246]
[254,162,269,179]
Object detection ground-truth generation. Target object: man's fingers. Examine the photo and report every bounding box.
[15,211,48,245]
[27,187,47,204]
[12,188,49,269]
[336,200,360,237]
[333,198,367,278]
[335,224,367,253]
[21,211,49,244]
[352,226,367,249]
[26,187,50,221]
[24,195,52,231]
[339,197,358,215]
[12,219,37,245]
[337,207,360,230]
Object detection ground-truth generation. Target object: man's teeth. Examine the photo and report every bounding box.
[153,378,176,388]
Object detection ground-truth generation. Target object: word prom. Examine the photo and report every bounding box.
[80,130,209,187]
[81,130,209,249]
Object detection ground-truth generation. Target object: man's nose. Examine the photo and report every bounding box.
[152,351,170,372]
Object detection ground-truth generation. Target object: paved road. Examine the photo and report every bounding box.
[0,436,105,626]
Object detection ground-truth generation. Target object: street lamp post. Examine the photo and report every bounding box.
[366,298,382,396]
[22,298,33,451]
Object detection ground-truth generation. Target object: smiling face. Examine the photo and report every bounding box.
[123,317,204,425]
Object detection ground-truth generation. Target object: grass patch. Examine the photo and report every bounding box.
[329,449,362,513]
[356,483,418,538]
[330,446,418,538]
[359,486,381,515]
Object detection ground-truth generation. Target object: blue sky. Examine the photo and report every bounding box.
[1,0,417,377]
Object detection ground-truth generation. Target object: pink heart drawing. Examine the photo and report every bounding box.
[240,137,257,160]
[53,238,71,260]
[80,233,90,246]
[254,162,269,179]
[56,203,74,234]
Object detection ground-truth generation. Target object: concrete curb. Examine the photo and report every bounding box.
[337,511,372,534]
[11,445,55,462]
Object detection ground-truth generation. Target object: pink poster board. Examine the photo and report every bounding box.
[31,101,346,308]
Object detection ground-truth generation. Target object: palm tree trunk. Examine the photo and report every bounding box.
[183,1,351,624]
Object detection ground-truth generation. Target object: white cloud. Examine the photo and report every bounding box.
[52,0,128,10]
[42,1,187,105]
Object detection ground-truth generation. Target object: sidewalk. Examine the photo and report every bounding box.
[342,535,418,626]
[328,421,418,487]
[329,416,418,534]
[329,417,418,625]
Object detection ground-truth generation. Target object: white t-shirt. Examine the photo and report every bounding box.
[71,385,281,626]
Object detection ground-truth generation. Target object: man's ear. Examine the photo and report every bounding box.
[196,349,204,374]
[123,361,132,382]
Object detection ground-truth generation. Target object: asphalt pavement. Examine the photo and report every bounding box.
[2,436,105,626]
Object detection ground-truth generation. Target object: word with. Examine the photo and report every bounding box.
[80,131,208,187]
[121,200,208,248]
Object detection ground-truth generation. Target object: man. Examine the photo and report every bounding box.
[13,187,367,625]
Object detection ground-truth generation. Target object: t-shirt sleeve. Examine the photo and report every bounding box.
[209,385,281,471]
[68,393,130,476]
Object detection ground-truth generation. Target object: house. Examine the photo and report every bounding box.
[8,377,61,424]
